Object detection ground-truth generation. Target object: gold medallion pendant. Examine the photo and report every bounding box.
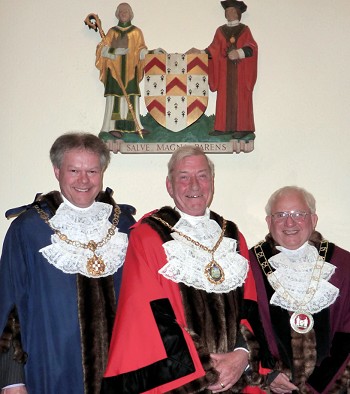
[205,260,225,284]
[87,254,106,276]
[152,215,228,286]
[34,204,121,277]
[254,241,330,335]
[290,311,314,334]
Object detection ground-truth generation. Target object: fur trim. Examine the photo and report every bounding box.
[0,307,27,364]
[1,189,120,394]
[290,329,317,393]
[252,236,346,393]
[77,275,117,394]
[327,359,350,394]
[240,325,262,386]
[39,189,123,393]
[147,207,253,393]
[36,188,117,213]
[265,230,324,251]
[36,190,63,212]
[145,206,181,243]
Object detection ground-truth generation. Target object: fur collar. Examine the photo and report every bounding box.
[41,189,118,394]
[252,234,343,392]
[40,189,119,394]
[145,207,261,392]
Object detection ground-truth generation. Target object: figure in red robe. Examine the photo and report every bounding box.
[206,1,257,140]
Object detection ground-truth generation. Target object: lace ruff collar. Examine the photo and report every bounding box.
[159,213,248,293]
[39,202,128,278]
[268,243,339,313]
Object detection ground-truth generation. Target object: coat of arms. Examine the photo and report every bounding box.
[86,6,257,154]
[144,53,209,132]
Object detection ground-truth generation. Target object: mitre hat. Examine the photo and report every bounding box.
[221,0,247,13]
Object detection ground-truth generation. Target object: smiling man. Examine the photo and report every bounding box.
[101,146,262,394]
[165,153,214,217]
[0,132,136,394]
[247,186,350,393]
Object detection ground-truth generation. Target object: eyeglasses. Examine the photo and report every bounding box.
[271,211,310,223]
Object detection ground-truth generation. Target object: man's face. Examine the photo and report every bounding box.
[118,5,131,23]
[266,191,318,250]
[54,148,103,208]
[166,155,214,216]
[225,7,239,22]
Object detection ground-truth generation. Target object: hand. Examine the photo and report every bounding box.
[1,386,28,394]
[270,372,298,393]
[153,47,167,54]
[227,49,240,61]
[185,47,202,54]
[115,47,129,55]
[101,46,117,60]
[207,349,249,393]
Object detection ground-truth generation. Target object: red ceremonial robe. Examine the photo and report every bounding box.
[207,24,258,133]
[102,208,260,393]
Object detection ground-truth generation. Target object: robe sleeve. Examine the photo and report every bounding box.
[0,222,27,336]
[306,246,350,393]
[102,222,206,393]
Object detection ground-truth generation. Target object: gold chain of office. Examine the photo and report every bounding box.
[254,240,329,333]
[34,204,121,276]
[152,215,227,285]
[254,240,328,307]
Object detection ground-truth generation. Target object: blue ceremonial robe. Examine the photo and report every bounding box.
[0,191,135,393]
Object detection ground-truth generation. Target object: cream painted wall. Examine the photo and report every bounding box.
[1,0,350,252]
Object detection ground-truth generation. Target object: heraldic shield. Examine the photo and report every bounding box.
[144,53,209,132]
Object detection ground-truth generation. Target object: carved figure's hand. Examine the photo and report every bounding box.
[101,46,117,59]
[227,49,239,60]
[152,47,167,54]
[185,47,202,54]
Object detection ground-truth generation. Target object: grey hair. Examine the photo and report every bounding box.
[49,132,111,171]
[115,3,134,20]
[265,186,316,215]
[167,146,215,180]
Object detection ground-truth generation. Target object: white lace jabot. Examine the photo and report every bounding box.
[39,201,128,278]
[159,212,248,293]
[268,243,339,313]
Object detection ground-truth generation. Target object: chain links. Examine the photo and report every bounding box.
[152,215,227,255]
[34,204,121,252]
[152,214,227,284]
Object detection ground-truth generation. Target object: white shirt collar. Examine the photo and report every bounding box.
[61,194,94,211]
[276,242,309,259]
[174,207,210,225]
[227,20,240,27]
